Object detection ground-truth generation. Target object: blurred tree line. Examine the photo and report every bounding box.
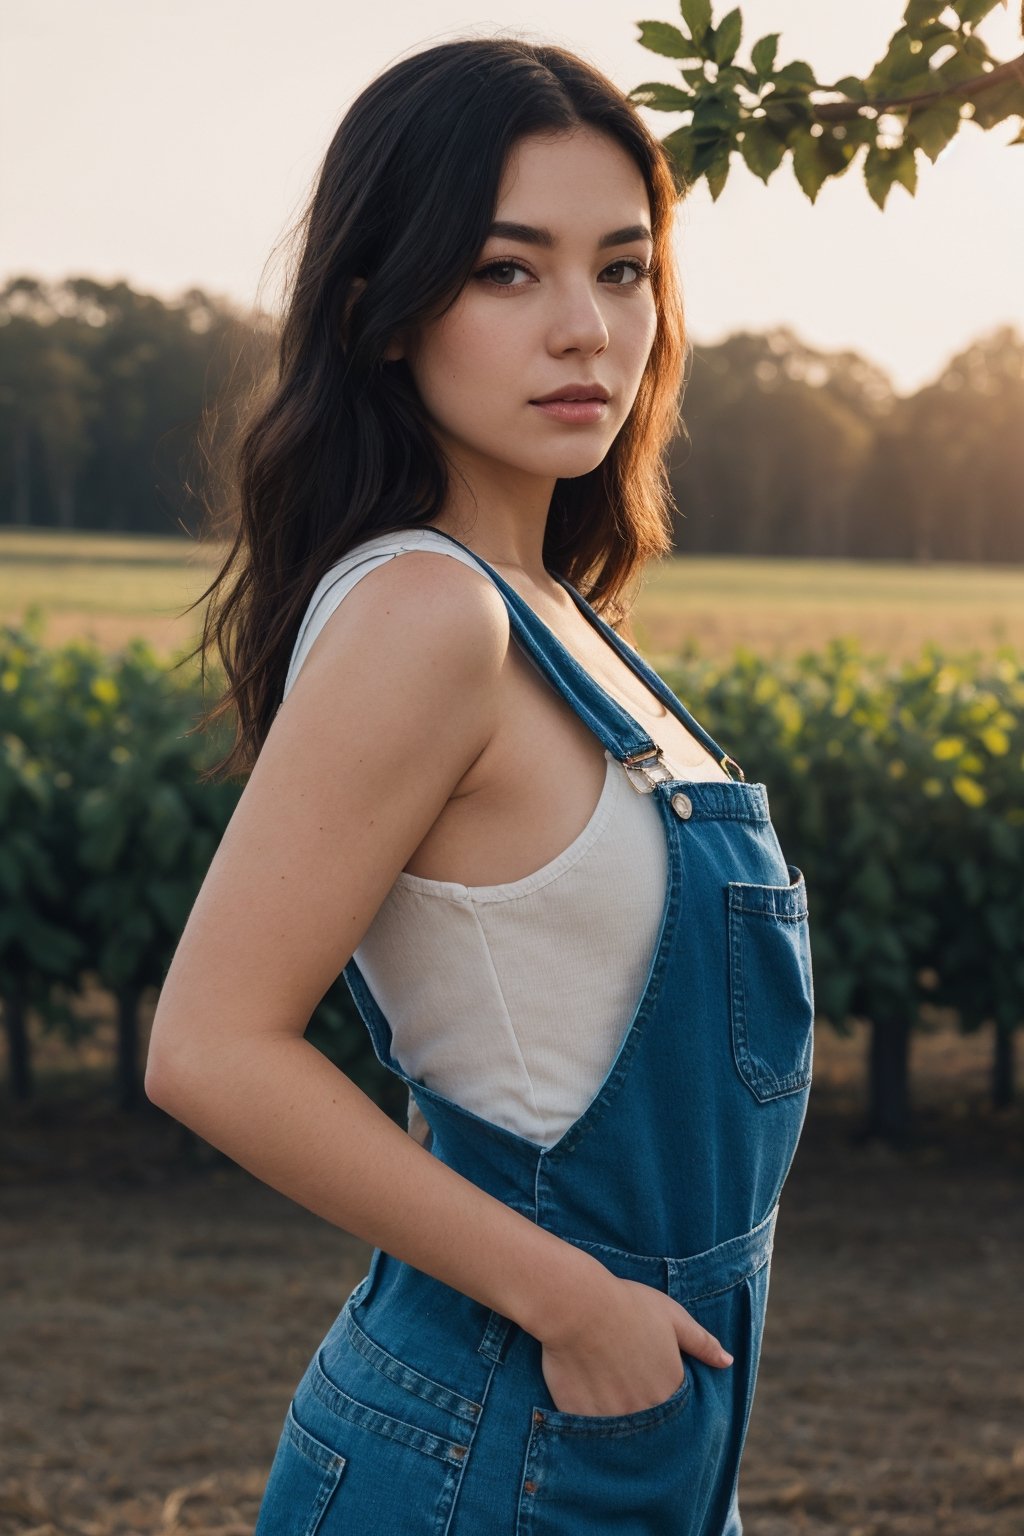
[674,325,1024,561]
[0,273,1021,562]
[0,276,272,539]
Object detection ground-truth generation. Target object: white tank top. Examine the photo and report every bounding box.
[282,528,727,1149]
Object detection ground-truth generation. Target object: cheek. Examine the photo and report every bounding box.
[624,296,658,366]
[417,301,523,412]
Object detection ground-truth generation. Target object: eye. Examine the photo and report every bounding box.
[472,257,654,293]
[604,258,653,286]
[473,259,533,289]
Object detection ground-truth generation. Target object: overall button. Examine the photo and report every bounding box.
[671,791,693,820]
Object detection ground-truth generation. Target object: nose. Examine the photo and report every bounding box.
[546,281,610,357]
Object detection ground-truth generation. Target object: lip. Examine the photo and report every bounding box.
[530,383,611,403]
[530,399,609,424]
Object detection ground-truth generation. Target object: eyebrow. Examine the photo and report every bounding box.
[485,220,653,249]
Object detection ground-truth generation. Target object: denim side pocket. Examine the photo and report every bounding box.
[253,1403,347,1536]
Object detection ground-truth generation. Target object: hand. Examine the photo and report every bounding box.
[538,1268,733,1418]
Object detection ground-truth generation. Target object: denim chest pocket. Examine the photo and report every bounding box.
[727,863,815,1103]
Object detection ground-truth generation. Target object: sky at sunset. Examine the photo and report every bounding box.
[4,0,1023,394]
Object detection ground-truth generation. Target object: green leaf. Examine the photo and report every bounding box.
[904,0,949,24]
[661,124,697,179]
[895,68,945,95]
[913,24,962,64]
[864,142,898,209]
[961,31,995,64]
[892,143,919,195]
[636,20,699,59]
[773,60,818,92]
[704,142,732,200]
[143,782,190,865]
[679,0,712,44]
[689,135,729,175]
[77,786,129,871]
[817,126,860,177]
[935,48,986,86]
[629,81,695,112]
[907,97,962,160]
[738,67,767,93]
[791,133,834,202]
[750,34,779,78]
[832,75,868,102]
[838,113,875,148]
[972,79,1024,132]
[739,119,787,181]
[879,32,936,86]
[692,93,742,132]
[761,90,813,130]
[712,8,742,67]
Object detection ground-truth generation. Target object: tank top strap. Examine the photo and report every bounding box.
[423,527,743,782]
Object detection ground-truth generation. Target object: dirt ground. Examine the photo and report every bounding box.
[0,1021,1021,1536]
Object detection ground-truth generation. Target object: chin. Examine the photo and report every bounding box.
[546,450,610,478]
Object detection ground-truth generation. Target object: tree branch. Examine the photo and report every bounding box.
[813,51,1024,121]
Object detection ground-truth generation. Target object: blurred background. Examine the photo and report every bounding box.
[1,3,1022,1533]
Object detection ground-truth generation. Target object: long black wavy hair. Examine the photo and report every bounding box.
[186,34,690,781]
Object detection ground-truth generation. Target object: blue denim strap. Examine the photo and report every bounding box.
[424,526,742,780]
[555,571,745,782]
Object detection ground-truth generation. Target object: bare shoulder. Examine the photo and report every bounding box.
[291,546,511,702]
[272,547,513,812]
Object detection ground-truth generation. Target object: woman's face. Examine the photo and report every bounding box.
[396,125,659,487]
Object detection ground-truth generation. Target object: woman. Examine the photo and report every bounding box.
[147,35,815,1535]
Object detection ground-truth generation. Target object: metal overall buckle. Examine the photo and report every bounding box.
[622,745,747,792]
[621,746,676,794]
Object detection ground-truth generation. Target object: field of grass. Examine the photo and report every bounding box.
[3,1019,1021,1536]
[3,526,1022,666]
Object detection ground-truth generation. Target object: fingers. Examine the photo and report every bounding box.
[674,1308,734,1368]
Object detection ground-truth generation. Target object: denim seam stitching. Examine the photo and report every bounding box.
[311,1351,470,1465]
[678,1247,775,1305]
[285,1403,347,1474]
[530,1372,694,1439]
[535,790,683,1165]
[344,1306,484,1421]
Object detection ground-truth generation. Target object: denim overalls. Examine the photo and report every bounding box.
[254,530,815,1535]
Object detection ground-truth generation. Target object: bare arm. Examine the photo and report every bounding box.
[145,552,605,1341]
